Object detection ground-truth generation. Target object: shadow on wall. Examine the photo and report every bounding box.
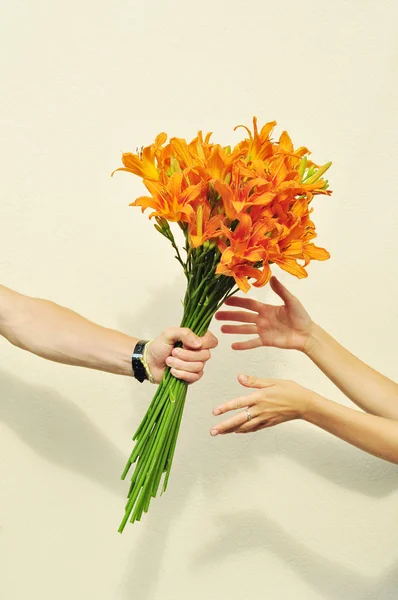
[117,280,398,600]
[193,511,398,600]
[0,368,124,496]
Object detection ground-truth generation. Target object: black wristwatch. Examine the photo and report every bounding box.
[132,340,149,382]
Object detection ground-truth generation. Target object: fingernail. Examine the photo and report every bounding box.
[193,339,201,347]
[166,357,173,366]
[212,409,221,416]
[240,375,248,383]
[172,348,180,356]
[210,429,219,436]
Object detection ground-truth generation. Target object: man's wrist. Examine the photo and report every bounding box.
[141,341,155,383]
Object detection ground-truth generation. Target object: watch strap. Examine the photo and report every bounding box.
[132,340,149,383]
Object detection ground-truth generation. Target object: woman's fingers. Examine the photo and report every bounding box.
[231,338,263,351]
[210,410,249,435]
[212,394,257,416]
[270,276,297,308]
[220,324,258,335]
[222,296,263,312]
[238,374,276,389]
[234,417,264,433]
[210,403,260,435]
[235,418,273,433]
[215,310,257,324]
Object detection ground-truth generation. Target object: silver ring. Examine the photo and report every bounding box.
[246,410,252,422]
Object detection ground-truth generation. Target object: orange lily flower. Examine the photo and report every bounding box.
[187,131,213,162]
[268,251,308,278]
[115,117,332,292]
[169,137,197,170]
[219,214,269,261]
[131,172,204,223]
[215,213,275,291]
[112,132,167,181]
[277,131,310,171]
[202,144,232,181]
[188,203,225,248]
[216,259,271,293]
[232,117,276,163]
[285,214,330,266]
[175,143,234,188]
[214,167,274,219]
[268,212,330,277]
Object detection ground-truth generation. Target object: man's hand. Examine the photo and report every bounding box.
[147,328,218,383]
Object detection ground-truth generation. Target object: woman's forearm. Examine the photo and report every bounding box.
[305,324,398,419]
[0,285,137,375]
[304,392,398,463]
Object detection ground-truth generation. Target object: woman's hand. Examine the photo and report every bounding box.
[215,276,313,352]
[147,328,218,384]
[210,374,314,435]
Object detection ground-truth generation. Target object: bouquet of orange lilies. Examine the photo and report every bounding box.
[113,118,332,531]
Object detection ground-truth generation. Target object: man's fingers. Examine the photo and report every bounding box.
[166,356,205,373]
[162,327,202,349]
[171,347,211,362]
[200,331,218,349]
[215,310,257,324]
[170,368,203,383]
[162,328,218,351]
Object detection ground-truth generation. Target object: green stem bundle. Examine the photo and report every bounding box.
[119,246,237,531]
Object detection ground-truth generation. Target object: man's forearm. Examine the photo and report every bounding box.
[0,285,137,376]
[304,393,398,463]
[305,324,398,419]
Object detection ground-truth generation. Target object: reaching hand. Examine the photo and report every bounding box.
[147,327,218,384]
[215,276,313,352]
[210,374,313,436]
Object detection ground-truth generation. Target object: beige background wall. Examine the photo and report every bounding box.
[1,0,398,598]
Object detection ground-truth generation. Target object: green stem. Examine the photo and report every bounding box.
[119,243,239,529]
